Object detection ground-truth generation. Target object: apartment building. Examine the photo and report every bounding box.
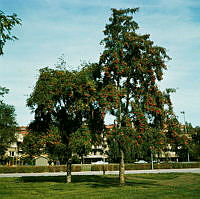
[5,126,28,165]
[5,124,191,164]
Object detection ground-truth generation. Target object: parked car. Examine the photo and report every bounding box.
[151,160,160,163]
[134,160,148,164]
[91,161,108,164]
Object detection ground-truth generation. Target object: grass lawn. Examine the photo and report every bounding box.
[0,173,200,199]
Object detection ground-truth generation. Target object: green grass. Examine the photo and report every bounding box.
[0,173,200,199]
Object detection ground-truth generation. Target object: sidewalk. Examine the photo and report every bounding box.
[0,168,200,178]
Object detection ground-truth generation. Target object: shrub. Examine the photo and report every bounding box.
[72,164,81,172]
[80,164,91,171]
[0,162,199,173]
[107,164,119,171]
[125,164,151,170]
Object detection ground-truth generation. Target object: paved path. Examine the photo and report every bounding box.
[0,168,200,178]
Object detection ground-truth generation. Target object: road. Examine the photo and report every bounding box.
[0,168,200,178]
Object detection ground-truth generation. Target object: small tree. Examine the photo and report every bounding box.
[27,62,102,182]
[27,67,80,182]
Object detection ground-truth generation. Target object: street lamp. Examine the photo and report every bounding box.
[180,111,190,162]
[180,111,186,133]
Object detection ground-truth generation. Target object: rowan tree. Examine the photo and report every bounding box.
[27,62,102,182]
[98,8,179,185]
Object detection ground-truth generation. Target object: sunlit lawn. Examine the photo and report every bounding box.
[0,173,200,199]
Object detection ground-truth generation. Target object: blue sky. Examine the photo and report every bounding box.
[0,0,200,126]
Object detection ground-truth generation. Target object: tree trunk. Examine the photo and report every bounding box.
[117,81,125,185]
[119,148,125,185]
[66,158,72,183]
[151,152,154,170]
[66,174,71,183]
[81,156,84,164]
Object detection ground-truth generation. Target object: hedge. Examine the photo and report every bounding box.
[0,162,199,174]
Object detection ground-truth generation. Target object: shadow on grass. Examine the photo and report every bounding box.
[21,176,66,183]
[21,175,159,188]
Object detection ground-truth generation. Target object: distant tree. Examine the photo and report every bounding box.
[165,117,190,162]
[98,8,180,185]
[106,136,138,163]
[0,88,17,159]
[191,126,200,161]
[178,124,200,161]
[21,132,43,160]
[71,126,92,164]
[0,10,21,55]
[22,124,68,164]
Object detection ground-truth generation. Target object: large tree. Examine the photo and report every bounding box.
[98,8,180,185]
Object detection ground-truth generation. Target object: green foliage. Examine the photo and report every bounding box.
[191,126,200,161]
[0,10,20,158]
[0,165,66,173]
[71,126,92,163]
[27,67,82,163]
[98,8,183,176]
[165,121,200,162]
[0,10,21,55]
[26,62,103,167]
[0,86,9,98]
[26,8,188,185]
[181,124,200,161]
[21,133,43,158]
[71,156,81,164]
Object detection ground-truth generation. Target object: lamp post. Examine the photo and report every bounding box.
[180,111,186,133]
[180,111,190,162]
[151,151,154,170]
